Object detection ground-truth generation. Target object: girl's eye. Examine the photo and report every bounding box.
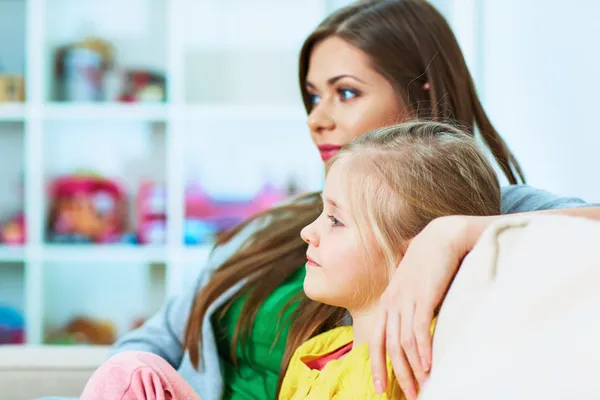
[328,215,344,228]
[338,88,359,101]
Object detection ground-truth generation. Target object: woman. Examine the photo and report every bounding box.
[92,1,600,400]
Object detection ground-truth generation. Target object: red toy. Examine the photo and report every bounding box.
[47,174,128,243]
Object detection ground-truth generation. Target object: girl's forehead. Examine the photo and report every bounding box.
[324,159,350,190]
[323,165,344,200]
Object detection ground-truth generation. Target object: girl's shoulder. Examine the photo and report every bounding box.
[296,326,354,358]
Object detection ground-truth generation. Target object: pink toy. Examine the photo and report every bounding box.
[137,180,293,244]
[0,212,25,245]
[185,182,289,233]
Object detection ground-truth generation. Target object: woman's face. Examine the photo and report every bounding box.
[305,36,405,162]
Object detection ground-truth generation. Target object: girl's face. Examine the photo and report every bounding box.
[305,36,405,162]
[300,161,391,311]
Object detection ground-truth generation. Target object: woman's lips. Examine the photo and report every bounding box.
[317,145,342,162]
[306,254,321,267]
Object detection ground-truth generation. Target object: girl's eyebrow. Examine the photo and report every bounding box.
[320,193,342,210]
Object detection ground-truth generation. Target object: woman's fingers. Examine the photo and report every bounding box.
[401,305,427,387]
[414,301,434,373]
[369,308,389,394]
[387,310,418,400]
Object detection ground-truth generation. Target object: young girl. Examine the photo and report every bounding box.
[79,120,499,400]
[279,120,501,399]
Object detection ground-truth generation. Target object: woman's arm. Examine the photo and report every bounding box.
[111,270,204,367]
[369,201,600,399]
[501,184,596,214]
[112,219,263,368]
[463,206,600,255]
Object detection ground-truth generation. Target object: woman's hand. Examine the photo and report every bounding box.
[369,215,492,399]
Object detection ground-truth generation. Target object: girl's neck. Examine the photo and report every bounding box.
[348,303,379,345]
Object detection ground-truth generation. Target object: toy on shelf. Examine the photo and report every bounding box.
[0,212,25,245]
[47,173,130,244]
[46,316,117,345]
[136,182,167,245]
[0,307,25,344]
[53,37,115,102]
[0,74,25,103]
[118,70,166,103]
[183,181,294,245]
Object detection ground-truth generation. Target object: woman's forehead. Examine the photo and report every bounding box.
[307,37,378,83]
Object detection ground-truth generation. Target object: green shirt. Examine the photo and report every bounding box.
[213,267,306,400]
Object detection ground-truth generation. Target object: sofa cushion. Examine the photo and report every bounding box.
[424,215,600,399]
[0,345,109,400]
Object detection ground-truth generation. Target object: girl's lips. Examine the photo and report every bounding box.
[306,254,321,267]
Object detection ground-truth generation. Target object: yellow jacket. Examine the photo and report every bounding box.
[279,326,403,399]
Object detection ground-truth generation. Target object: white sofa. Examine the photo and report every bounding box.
[423,215,600,399]
[2,215,600,400]
[0,345,110,399]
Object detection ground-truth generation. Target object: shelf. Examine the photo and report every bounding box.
[42,245,168,264]
[179,245,213,263]
[42,103,169,122]
[1,0,342,345]
[0,246,25,263]
[14,103,307,123]
[40,244,214,264]
[42,103,305,122]
[0,104,26,121]
[181,104,306,122]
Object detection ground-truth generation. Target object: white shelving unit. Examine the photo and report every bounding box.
[0,0,458,345]
[0,104,26,121]
[0,0,338,345]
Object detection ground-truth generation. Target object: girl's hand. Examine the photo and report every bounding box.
[369,215,491,399]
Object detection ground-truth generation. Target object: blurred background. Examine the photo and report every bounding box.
[0,0,597,347]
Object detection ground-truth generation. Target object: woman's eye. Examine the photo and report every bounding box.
[328,215,344,228]
[308,93,321,105]
[338,88,359,101]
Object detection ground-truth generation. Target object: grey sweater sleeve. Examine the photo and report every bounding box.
[111,220,263,368]
[501,184,599,214]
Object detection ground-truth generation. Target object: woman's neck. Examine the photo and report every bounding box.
[348,303,379,345]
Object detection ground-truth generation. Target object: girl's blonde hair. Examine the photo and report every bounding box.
[329,120,502,273]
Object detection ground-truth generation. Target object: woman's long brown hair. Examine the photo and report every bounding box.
[299,0,525,185]
[184,0,526,393]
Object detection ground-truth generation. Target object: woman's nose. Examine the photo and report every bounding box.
[307,101,335,134]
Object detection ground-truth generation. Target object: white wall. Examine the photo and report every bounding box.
[479,0,600,202]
